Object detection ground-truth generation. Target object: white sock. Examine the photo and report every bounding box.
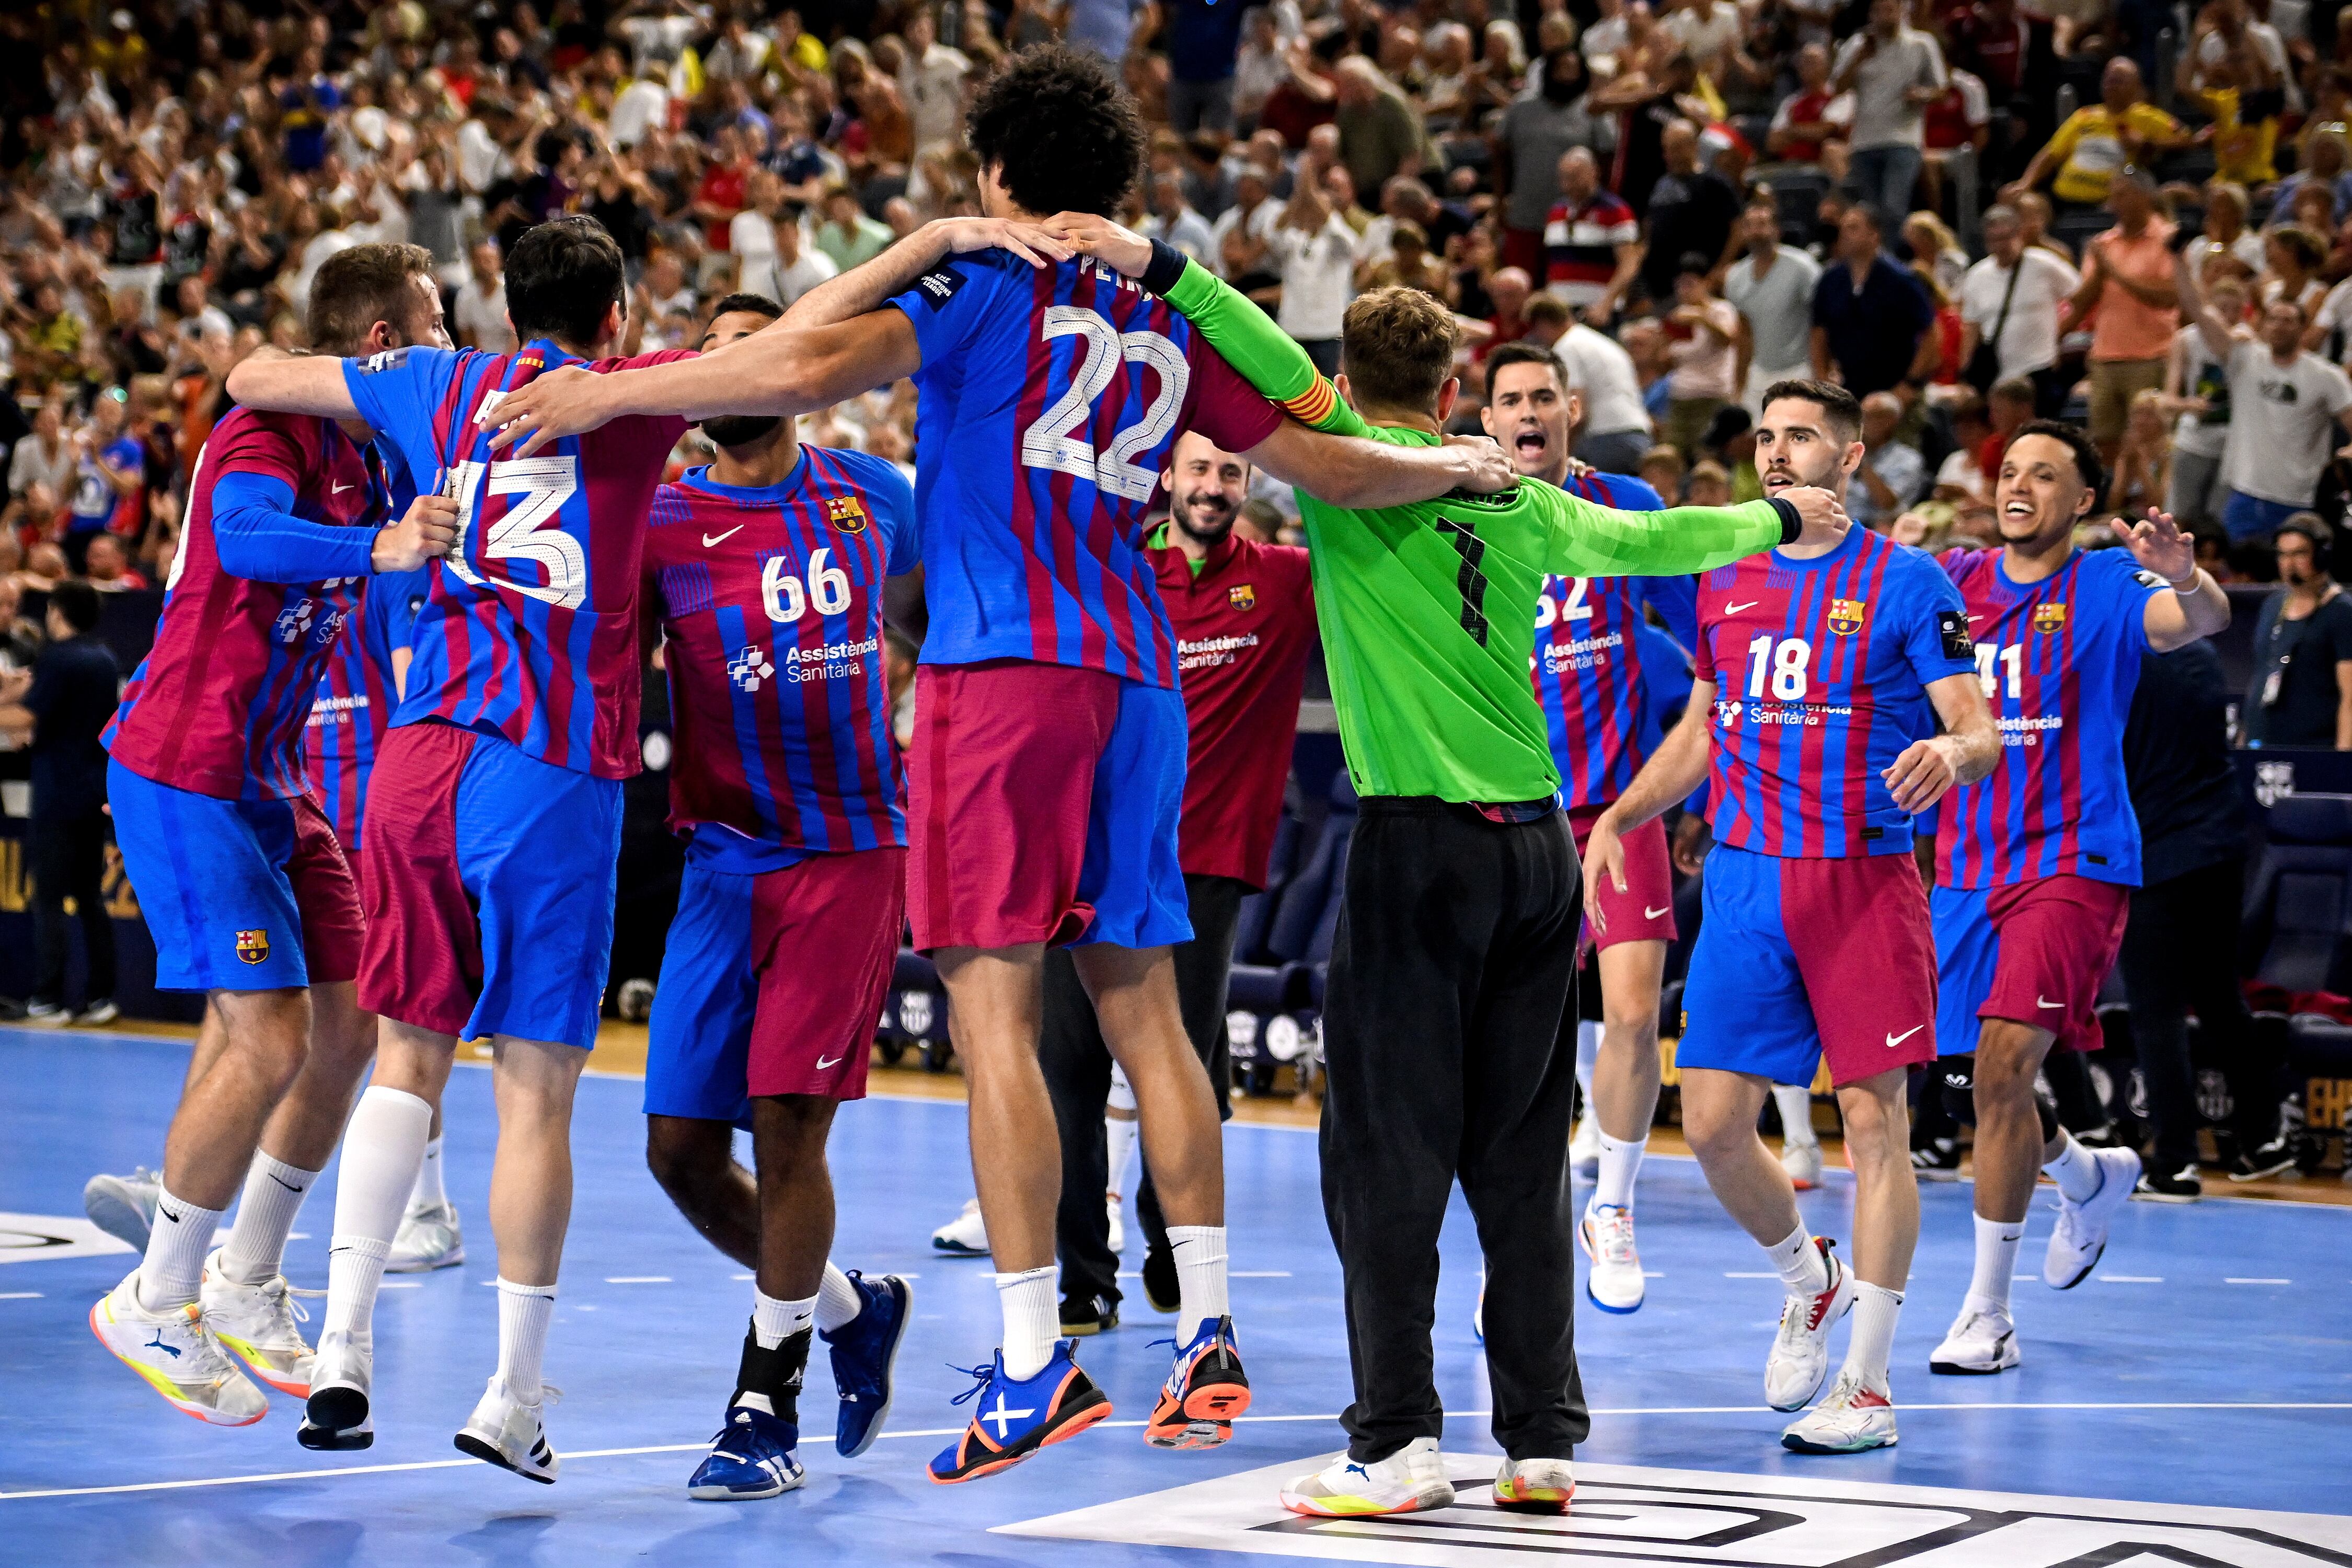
[408,1134,448,1212]
[1105,1114,1141,1201]
[495,1278,557,1404]
[752,1289,817,1347]
[1966,1213,2024,1316]
[217,1151,319,1286]
[2043,1131,2102,1202]
[816,1262,862,1333]
[136,1186,226,1311]
[1574,1020,1600,1105]
[1594,1130,1645,1211]
[1841,1282,1903,1389]
[1166,1223,1230,1331]
[324,1086,433,1342]
[1773,1083,1819,1149]
[996,1264,1059,1380]
[1765,1221,1828,1295]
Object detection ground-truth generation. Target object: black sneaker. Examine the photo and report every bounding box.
[2134,1165,2201,1202]
[1142,1245,1180,1314]
[2227,1137,2297,1183]
[1058,1294,1119,1336]
[1910,1138,1962,1181]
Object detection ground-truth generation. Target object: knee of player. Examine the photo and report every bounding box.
[1832,1081,1907,1156]
[644,1119,725,1200]
[214,987,314,1079]
[1679,1092,1756,1160]
[1969,1035,2045,1103]
[1601,1005,1663,1053]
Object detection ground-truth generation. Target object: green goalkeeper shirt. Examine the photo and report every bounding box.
[1157,256,1796,803]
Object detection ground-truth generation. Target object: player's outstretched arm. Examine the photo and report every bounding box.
[1883,670,1999,814]
[224,348,366,423]
[779,216,1073,330]
[1539,486,1843,579]
[1585,681,1716,932]
[2116,507,2231,650]
[1244,421,1515,508]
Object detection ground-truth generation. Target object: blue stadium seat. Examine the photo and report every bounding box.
[2242,793,2352,1078]
[1228,771,1358,1037]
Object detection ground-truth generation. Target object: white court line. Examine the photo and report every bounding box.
[379,1283,421,1290]
[1723,1271,1775,1278]
[0,1292,40,1300]
[8,1402,2348,1502]
[2101,1275,2165,1283]
[2227,1276,2292,1284]
[604,1276,672,1285]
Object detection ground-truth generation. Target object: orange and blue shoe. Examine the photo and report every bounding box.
[926,1342,1111,1484]
[1145,1315,1250,1449]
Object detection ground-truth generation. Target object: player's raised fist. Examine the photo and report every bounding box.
[1444,433,1517,494]
[1778,485,1851,549]
[374,492,460,573]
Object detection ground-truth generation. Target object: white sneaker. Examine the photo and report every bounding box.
[2045,1146,2141,1290]
[387,1201,466,1273]
[1780,1369,1898,1453]
[200,1251,315,1397]
[930,1197,989,1256]
[455,1376,561,1483]
[77,998,120,1025]
[1569,1113,1601,1178]
[1279,1436,1455,1517]
[1782,1138,1825,1191]
[1105,1193,1125,1256]
[1492,1456,1574,1513]
[1928,1302,2020,1375]
[84,1167,163,1252]
[1764,1239,1853,1411]
[298,1328,375,1449]
[1578,1201,1645,1313]
[24,1000,69,1026]
[88,1269,269,1426]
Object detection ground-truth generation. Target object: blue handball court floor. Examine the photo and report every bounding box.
[2,1025,2348,1567]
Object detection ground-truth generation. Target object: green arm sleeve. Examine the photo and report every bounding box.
[1162,257,1374,440]
[1538,489,1794,578]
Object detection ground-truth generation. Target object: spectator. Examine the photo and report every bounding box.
[1620,315,1675,426]
[453,239,514,352]
[63,388,142,575]
[1766,42,1855,181]
[1166,0,1246,134]
[1637,443,1686,498]
[1957,203,2081,414]
[1232,9,1289,129]
[2109,389,2173,516]
[1661,255,1741,455]
[1919,61,1992,214]
[1361,222,1449,300]
[1724,195,1823,412]
[2183,179,2265,282]
[2003,58,2187,211]
[1493,45,1613,279]
[2244,515,2352,747]
[2275,126,2352,228]
[2259,226,2328,316]
[1638,120,1740,303]
[1142,169,1218,262]
[1830,0,1949,220]
[1331,57,1432,199]
[2070,166,2178,465]
[735,180,840,306]
[1903,211,1967,298]
[1810,201,1934,397]
[1684,458,1733,507]
[83,533,147,591]
[1558,311,1655,470]
[902,9,973,149]
[2167,272,2251,531]
[1594,49,1700,222]
[1848,388,1927,528]
[815,186,894,272]
[1266,174,1359,374]
[1542,147,1641,322]
[8,402,73,503]
[1934,391,1995,499]
[1519,294,1573,352]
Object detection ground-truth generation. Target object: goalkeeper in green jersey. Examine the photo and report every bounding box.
[1054,216,1853,1521]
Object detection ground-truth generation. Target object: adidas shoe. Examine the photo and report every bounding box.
[200,1250,315,1397]
[687,1404,805,1500]
[1782,1138,1825,1191]
[1578,1201,1644,1314]
[1492,1456,1574,1514]
[1060,1294,1120,1336]
[1105,1194,1125,1256]
[387,1200,465,1272]
[822,1270,910,1458]
[931,1197,989,1256]
[454,1376,560,1483]
[928,1342,1112,1483]
[1928,1302,2019,1375]
[84,1167,162,1253]
[1145,1315,1250,1448]
[1569,1113,1601,1179]
[1764,1239,1853,1411]
[2045,1145,2140,1289]
[89,1270,269,1426]
[1279,1436,1454,1517]
[1141,1244,1179,1314]
[1780,1370,1898,1454]
[298,1328,374,1449]
[1910,1138,1962,1181]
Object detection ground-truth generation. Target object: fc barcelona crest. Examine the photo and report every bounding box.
[235,929,270,965]
[2034,601,2068,632]
[825,495,869,533]
[1827,598,1866,636]
[1228,583,1256,612]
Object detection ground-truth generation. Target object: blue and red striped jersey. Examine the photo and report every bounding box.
[1693,525,1976,858]
[1529,471,1697,809]
[340,339,695,778]
[645,450,917,872]
[889,251,1283,687]
[1934,546,2163,889]
[105,408,387,801]
[305,563,429,852]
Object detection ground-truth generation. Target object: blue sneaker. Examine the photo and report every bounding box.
[822,1271,911,1457]
[926,1341,1112,1484]
[687,1404,806,1501]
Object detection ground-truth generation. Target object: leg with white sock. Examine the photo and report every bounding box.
[485,1034,589,1353]
[219,982,378,1286]
[411,1122,448,1209]
[1106,1064,1140,1203]
[1773,1083,1820,1149]
[1589,940,1666,1212]
[727,1094,843,1411]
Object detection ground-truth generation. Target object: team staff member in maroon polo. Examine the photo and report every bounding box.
[1044,429,1319,1331]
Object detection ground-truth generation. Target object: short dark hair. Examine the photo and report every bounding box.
[1989,376,2036,405]
[1484,340,1569,391]
[308,242,436,355]
[705,292,783,330]
[2278,511,2333,556]
[1759,377,1862,446]
[2008,418,2105,499]
[505,215,626,350]
[1340,285,1459,412]
[966,45,1145,219]
[1849,201,1888,235]
[49,577,100,633]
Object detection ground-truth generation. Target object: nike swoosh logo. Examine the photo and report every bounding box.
[331,481,355,494]
[1644,905,1669,920]
[1886,1025,1924,1047]
[1967,613,1985,622]
[815,1054,843,1070]
[268,1173,305,1194]
[1726,601,1759,613]
[2037,996,2065,1009]
[702,525,745,548]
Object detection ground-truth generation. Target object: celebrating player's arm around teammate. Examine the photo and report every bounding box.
[90,243,457,1428]
[1584,379,2000,1457]
[635,294,917,1502]
[1923,418,2228,1378]
[463,46,1510,1487]
[1060,210,1849,1518]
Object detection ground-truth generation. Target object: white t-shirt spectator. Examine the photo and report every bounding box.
[1667,298,1743,402]
[1208,199,1279,278]
[732,214,841,306]
[1958,248,2081,378]
[1557,321,1653,438]
[1268,212,1359,341]
[902,43,972,150]
[1831,27,1948,150]
[1723,247,1823,375]
[455,276,514,351]
[1143,205,1219,264]
[2185,230,2266,285]
[2220,340,2352,506]
[1849,439,1926,528]
[8,432,72,499]
[1934,446,1989,499]
[609,77,673,149]
[616,13,704,75]
[1662,0,1742,72]
[456,117,508,193]
[2172,324,2231,460]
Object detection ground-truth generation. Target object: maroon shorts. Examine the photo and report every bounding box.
[1984,874,2129,1054]
[1568,802,1678,952]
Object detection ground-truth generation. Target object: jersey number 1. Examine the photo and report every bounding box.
[1018,307,1190,503]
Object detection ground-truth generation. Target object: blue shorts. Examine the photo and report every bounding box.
[108,759,364,992]
[358,721,622,1048]
[1931,884,1997,1059]
[2222,491,2305,543]
[1677,845,1940,1089]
